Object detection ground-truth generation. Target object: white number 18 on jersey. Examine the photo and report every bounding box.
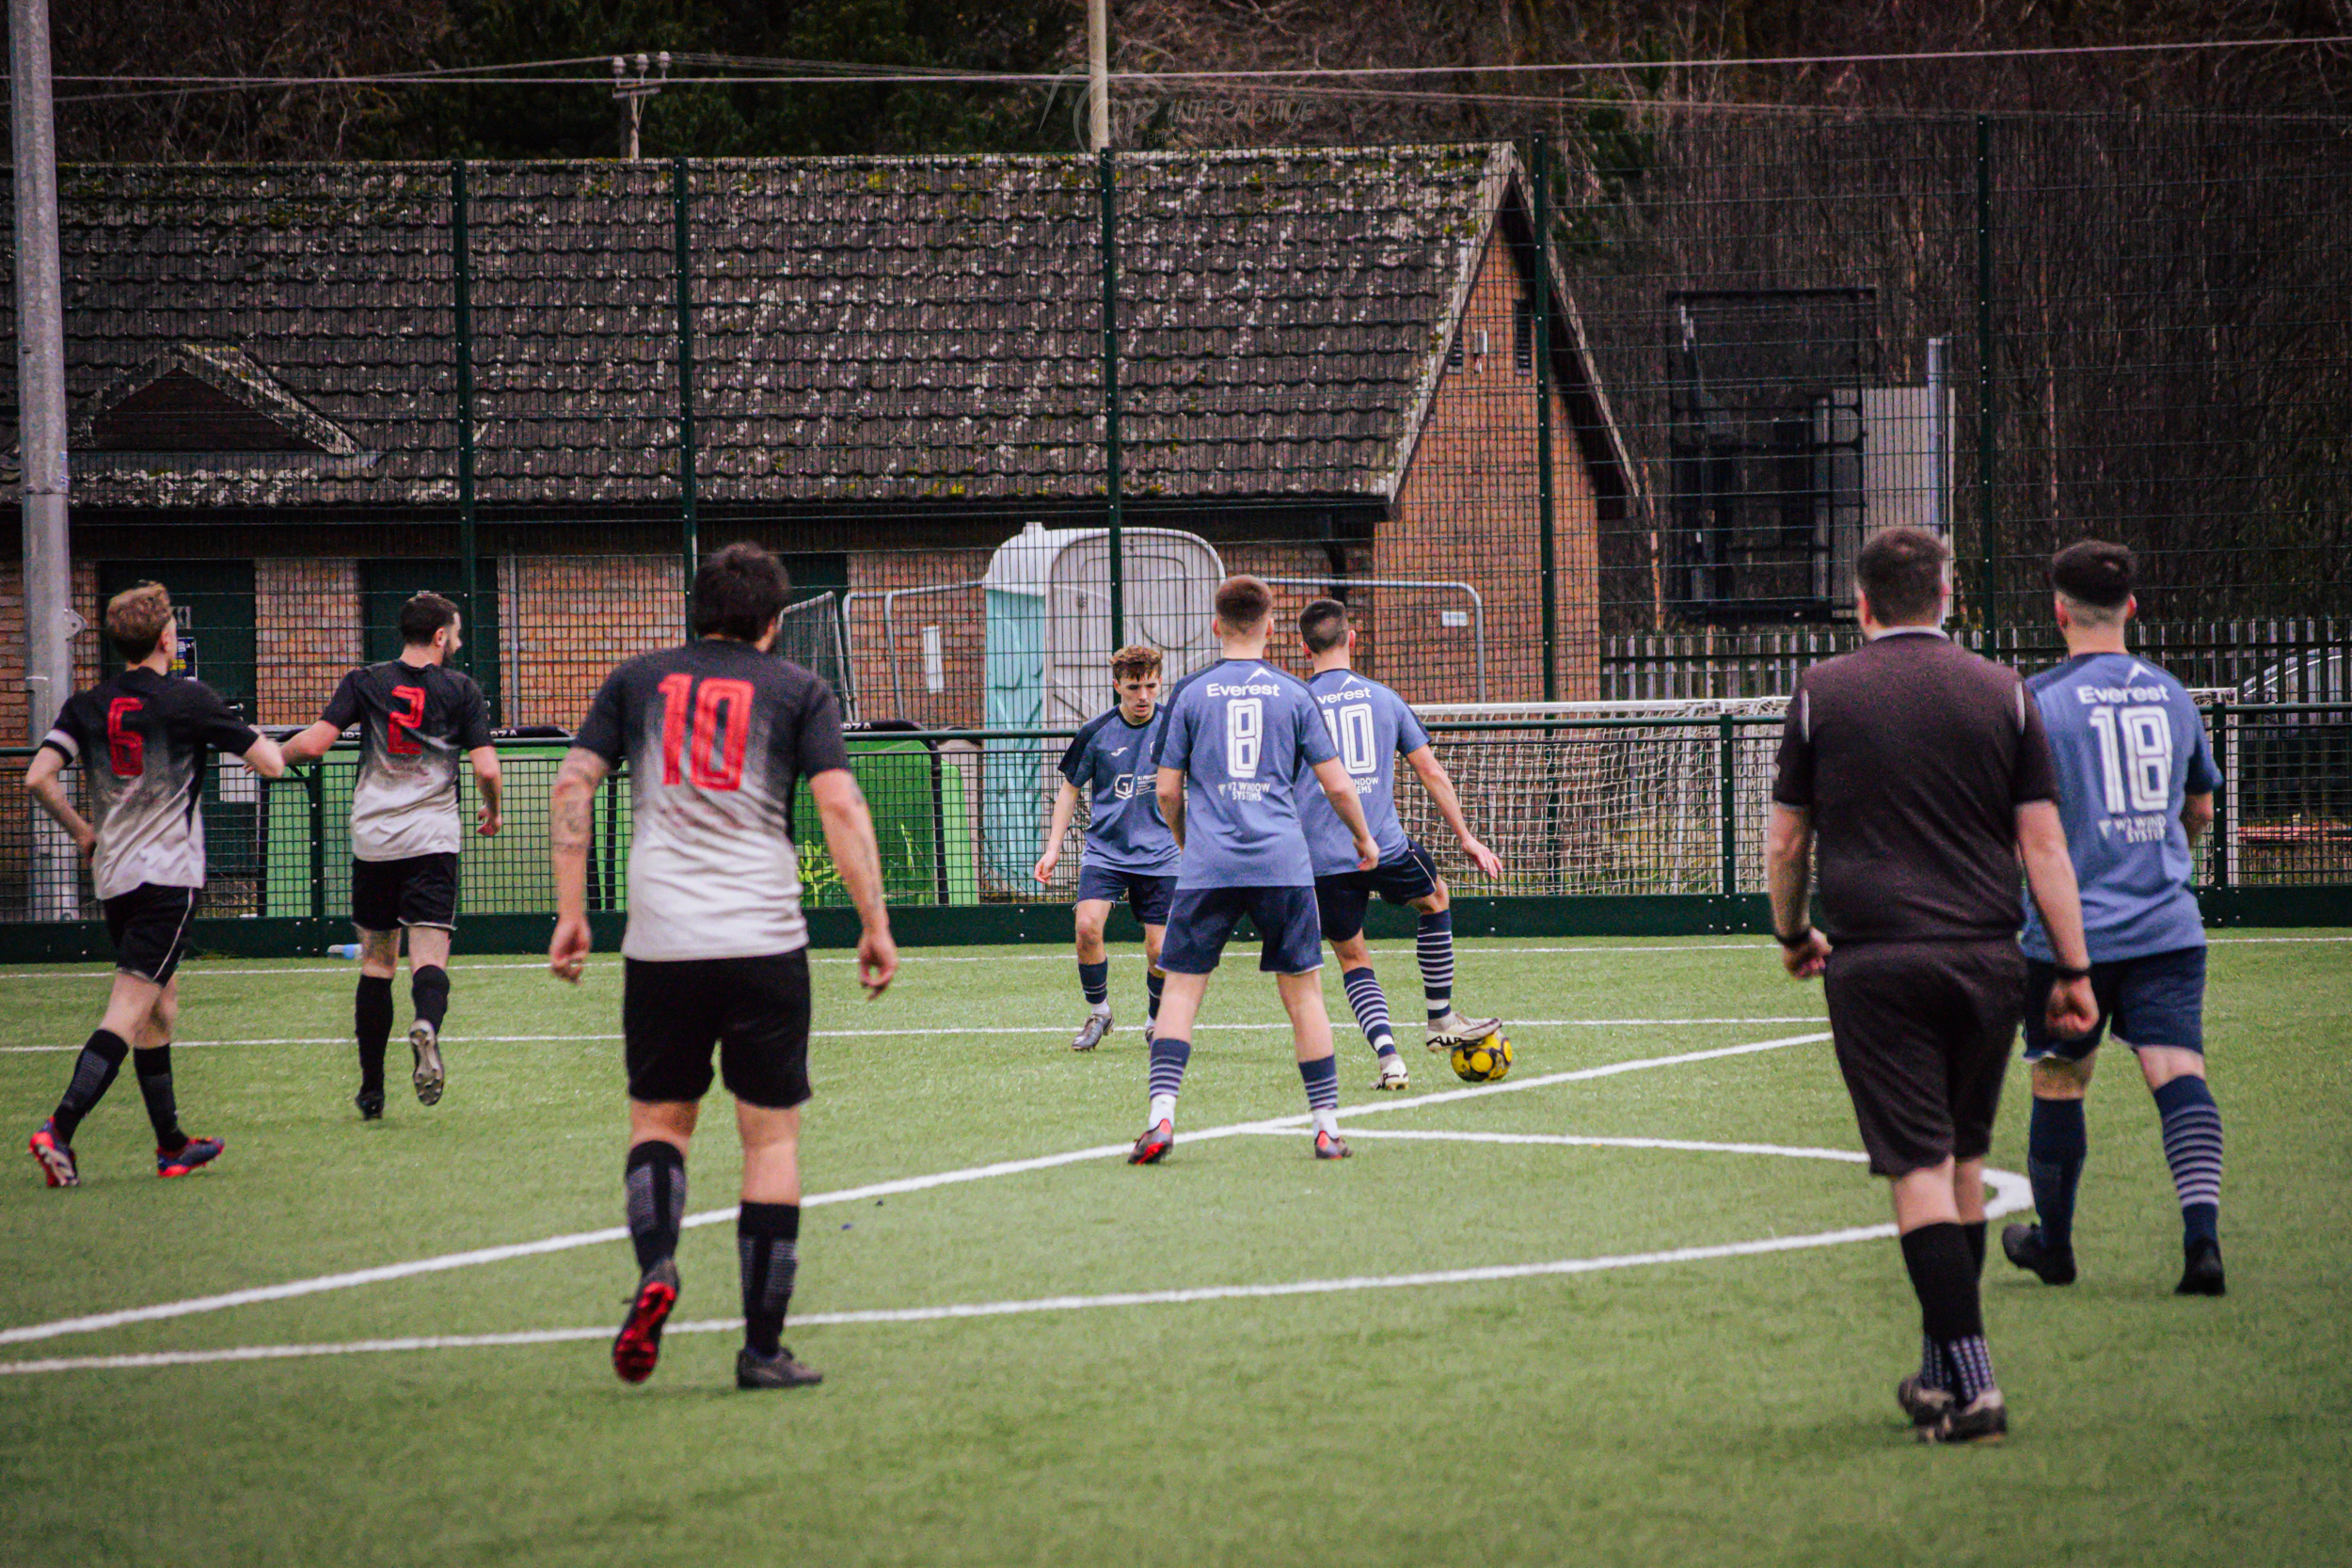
[2087,704,2173,814]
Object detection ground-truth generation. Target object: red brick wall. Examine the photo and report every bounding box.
[257,559,362,726]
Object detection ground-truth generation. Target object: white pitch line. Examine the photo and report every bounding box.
[0,1018,1829,1053]
[0,930,2334,982]
[0,1031,1830,1350]
[0,1150,2031,1377]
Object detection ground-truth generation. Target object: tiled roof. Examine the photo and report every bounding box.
[2,144,1617,510]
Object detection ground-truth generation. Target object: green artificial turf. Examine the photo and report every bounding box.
[1,933,2347,1567]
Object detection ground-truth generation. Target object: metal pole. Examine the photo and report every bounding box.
[1531,134,1560,703]
[1087,0,1109,151]
[1974,115,1998,631]
[1099,148,1124,651]
[673,156,699,629]
[1717,713,1738,895]
[12,0,76,919]
[452,160,480,692]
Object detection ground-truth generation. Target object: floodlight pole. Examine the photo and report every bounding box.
[12,0,77,918]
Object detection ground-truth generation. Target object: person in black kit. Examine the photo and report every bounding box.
[284,593,501,1118]
[24,582,287,1186]
[1767,528,2100,1444]
[548,542,897,1392]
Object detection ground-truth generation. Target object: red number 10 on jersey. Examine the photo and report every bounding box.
[657,674,754,791]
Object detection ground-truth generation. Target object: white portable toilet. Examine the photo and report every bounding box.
[979,523,1224,888]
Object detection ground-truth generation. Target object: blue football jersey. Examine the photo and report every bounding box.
[1300,668,1429,877]
[2022,652,2222,962]
[1057,706,1180,874]
[1152,657,1338,889]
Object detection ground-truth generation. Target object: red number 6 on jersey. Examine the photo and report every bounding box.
[657,674,754,791]
[106,697,145,777]
[387,686,428,756]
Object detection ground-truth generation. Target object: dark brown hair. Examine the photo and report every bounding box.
[1298,597,1350,655]
[1213,574,1274,631]
[105,582,174,663]
[691,542,792,641]
[1109,644,1163,683]
[1855,528,1951,626]
[2050,539,2134,610]
[398,592,461,647]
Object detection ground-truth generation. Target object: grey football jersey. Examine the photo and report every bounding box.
[42,668,261,901]
[574,639,853,961]
[319,660,494,861]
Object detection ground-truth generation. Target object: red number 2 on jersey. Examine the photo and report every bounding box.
[387,686,428,756]
[106,697,145,777]
[656,673,754,791]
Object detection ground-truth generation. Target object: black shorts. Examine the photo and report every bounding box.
[1313,841,1441,943]
[1158,884,1323,976]
[622,950,813,1110]
[1823,940,2025,1178]
[351,853,460,933]
[1074,864,1177,927]
[103,883,199,986]
[2023,944,2207,1060]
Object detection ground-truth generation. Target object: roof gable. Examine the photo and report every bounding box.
[77,343,364,456]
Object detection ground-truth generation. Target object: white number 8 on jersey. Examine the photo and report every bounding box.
[1227,697,1263,778]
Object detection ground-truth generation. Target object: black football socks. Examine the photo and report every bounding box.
[1078,959,1110,1014]
[2026,1096,2087,1256]
[52,1029,130,1145]
[1341,966,1398,1058]
[355,974,394,1098]
[2153,1075,2224,1249]
[412,964,451,1034]
[738,1201,801,1356]
[625,1140,688,1274]
[133,1044,185,1153]
[1900,1222,1998,1405]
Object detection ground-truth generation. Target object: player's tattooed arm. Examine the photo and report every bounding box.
[22,748,97,858]
[1404,744,1503,878]
[547,748,610,982]
[810,768,898,997]
[1036,780,1080,882]
[469,745,504,837]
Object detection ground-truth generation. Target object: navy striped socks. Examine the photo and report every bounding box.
[1342,966,1397,1057]
[1147,1036,1191,1128]
[1417,911,1455,1022]
[1079,959,1110,1015]
[2154,1075,2224,1246]
[1298,1053,1341,1136]
[2026,1097,2088,1254]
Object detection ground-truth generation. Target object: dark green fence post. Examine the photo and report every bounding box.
[1532,133,1559,703]
[1717,713,1738,895]
[2209,700,2232,889]
[1098,148,1124,649]
[1974,116,1998,630]
[306,764,326,920]
[452,159,480,692]
[673,156,699,627]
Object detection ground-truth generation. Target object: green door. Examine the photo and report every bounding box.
[361,559,501,724]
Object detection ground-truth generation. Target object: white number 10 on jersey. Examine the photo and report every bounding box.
[1227,698,1263,778]
[2087,704,2173,813]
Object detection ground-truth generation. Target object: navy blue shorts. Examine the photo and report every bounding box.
[1313,841,1441,943]
[2024,943,2207,1060]
[1159,884,1323,976]
[1073,863,1177,927]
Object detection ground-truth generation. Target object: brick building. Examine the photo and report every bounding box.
[3,144,1629,740]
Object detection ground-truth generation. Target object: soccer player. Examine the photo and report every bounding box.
[282,593,501,1119]
[1295,598,1505,1090]
[24,582,286,1186]
[548,542,897,1392]
[1767,528,2097,1444]
[1033,644,1180,1052]
[2003,540,2229,1297]
[1130,575,1380,1164]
